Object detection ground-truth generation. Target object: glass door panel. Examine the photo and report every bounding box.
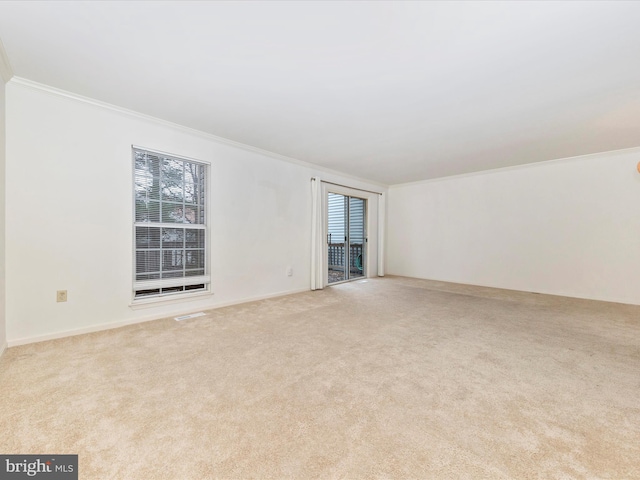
[327,193,347,284]
[348,197,365,279]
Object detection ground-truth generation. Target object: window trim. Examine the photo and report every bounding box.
[129,287,213,309]
[131,145,211,303]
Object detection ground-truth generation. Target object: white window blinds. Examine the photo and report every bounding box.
[133,147,209,299]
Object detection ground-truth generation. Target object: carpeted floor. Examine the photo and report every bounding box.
[1,276,639,479]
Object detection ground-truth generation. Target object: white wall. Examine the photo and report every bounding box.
[387,149,640,305]
[5,81,385,344]
[0,73,6,354]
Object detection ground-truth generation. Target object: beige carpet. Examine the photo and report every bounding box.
[1,276,639,479]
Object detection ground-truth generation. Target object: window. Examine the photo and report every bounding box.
[133,147,209,299]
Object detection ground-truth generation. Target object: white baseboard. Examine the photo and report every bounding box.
[0,341,7,358]
[7,287,310,347]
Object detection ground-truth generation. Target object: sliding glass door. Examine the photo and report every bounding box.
[327,193,366,284]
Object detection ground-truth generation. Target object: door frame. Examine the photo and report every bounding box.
[326,192,367,285]
[322,183,379,287]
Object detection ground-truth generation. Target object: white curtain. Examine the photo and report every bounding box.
[310,177,324,290]
[377,192,386,276]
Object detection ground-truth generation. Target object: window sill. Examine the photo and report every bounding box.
[129,289,214,310]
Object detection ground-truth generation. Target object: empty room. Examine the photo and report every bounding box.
[0,1,639,478]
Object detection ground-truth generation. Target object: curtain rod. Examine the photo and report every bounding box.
[311,178,383,196]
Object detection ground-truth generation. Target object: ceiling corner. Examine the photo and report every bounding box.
[0,36,14,83]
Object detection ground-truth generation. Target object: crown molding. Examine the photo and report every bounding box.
[9,77,388,189]
[390,145,640,189]
[0,36,13,83]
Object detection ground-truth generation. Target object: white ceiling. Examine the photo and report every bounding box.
[1,1,640,185]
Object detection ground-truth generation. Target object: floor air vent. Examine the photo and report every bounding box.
[175,312,206,321]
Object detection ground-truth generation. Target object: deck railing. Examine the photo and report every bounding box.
[328,243,363,271]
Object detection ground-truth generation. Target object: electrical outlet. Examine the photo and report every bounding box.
[286,267,293,277]
[57,290,67,302]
